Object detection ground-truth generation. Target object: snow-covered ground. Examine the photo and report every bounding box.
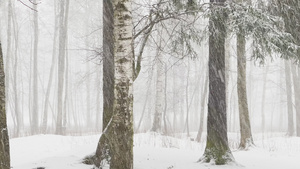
[10,132,300,169]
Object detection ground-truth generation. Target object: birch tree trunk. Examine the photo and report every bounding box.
[0,42,10,169]
[94,1,134,168]
[237,33,253,149]
[285,61,294,136]
[199,0,234,164]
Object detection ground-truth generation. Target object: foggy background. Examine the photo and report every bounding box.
[0,0,291,138]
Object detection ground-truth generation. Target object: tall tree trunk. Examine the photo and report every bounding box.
[184,58,190,136]
[285,61,294,136]
[93,1,134,168]
[10,2,22,137]
[95,65,102,131]
[237,33,253,149]
[296,67,300,136]
[32,0,39,135]
[151,35,163,133]
[225,37,231,132]
[199,0,234,164]
[196,70,208,142]
[292,65,300,137]
[93,0,114,166]
[261,65,269,136]
[163,64,168,135]
[5,0,12,135]
[0,41,11,169]
[102,0,114,132]
[172,65,178,133]
[42,0,59,133]
[56,0,69,135]
[85,2,91,130]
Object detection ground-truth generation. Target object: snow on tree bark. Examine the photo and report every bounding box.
[199,0,234,165]
[0,42,10,169]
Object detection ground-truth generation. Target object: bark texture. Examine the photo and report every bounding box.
[0,42,10,169]
[199,0,234,164]
[93,1,134,168]
[94,0,114,166]
[237,33,253,149]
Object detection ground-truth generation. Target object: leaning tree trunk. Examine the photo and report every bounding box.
[199,0,234,165]
[237,33,253,149]
[0,42,10,169]
[285,60,294,136]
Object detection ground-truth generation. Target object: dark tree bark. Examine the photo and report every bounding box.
[93,0,114,166]
[0,42,10,169]
[199,0,234,164]
[102,0,114,132]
